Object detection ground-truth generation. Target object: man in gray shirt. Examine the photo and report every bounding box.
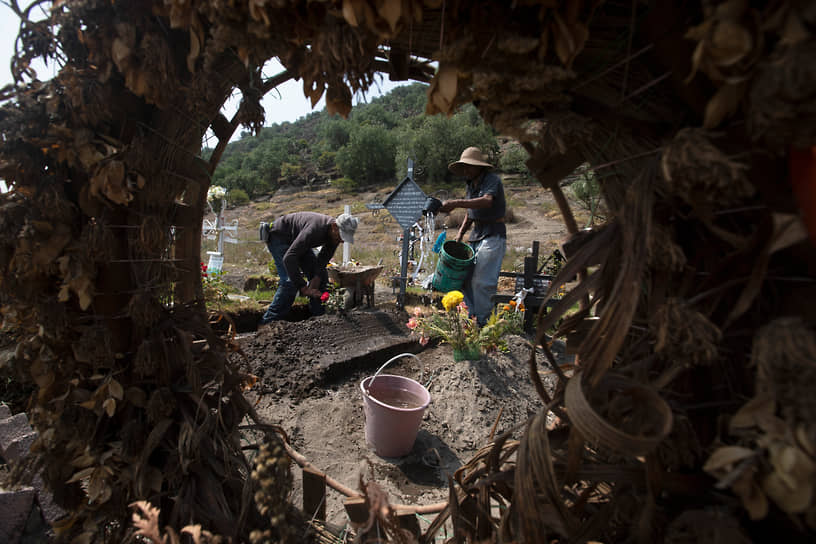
[439,147,507,326]
[259,211,358,324]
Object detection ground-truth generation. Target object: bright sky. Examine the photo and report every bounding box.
[0,5,412,189]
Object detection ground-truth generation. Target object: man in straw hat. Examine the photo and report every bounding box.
[439,147,507,326]
[258,211,358,325]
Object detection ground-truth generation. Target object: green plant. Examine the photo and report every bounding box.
[479,300,526,353]
[322,283,346,313]
[568,166,604,226]
[201,263,230,308]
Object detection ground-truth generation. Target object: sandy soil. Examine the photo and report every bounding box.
[229,308,573,528]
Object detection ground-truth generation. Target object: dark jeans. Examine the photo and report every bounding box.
[260,236,328,324]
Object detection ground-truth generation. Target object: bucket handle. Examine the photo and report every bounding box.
[364,353,423,397]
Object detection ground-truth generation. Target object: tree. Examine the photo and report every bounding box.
[568,165,605,226]
[335,124,397,186]
[395,104,497,184]
[319,119,351,151]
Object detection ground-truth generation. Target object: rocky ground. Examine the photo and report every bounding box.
[228,307,574,529]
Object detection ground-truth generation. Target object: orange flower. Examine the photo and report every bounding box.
[509,300,517,307]
[503,304,511,311]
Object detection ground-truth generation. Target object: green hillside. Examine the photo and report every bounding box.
[203,83,536,202]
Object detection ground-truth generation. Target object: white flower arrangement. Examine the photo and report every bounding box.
[207,185,227,214]
[207,185,227,202]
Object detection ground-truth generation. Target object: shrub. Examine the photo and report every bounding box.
[331,177,358,193]
[499,142,534,183]
[227,188,249,207]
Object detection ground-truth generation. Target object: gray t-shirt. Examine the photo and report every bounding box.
[466,171,506,242]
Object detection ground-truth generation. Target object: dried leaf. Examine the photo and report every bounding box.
[797,425,816,457]
[730,394,775,430]
[769,212,808,254]
[249,0,271,26]
[762,471,813,513]
[90,160,131,205]
[71,450,96,468]
[87,467,110,503]
[131,501,164,544]
[768,442,815,490]
[126,386,147,407]
[111,38,131,68]
[552,13,577,68]
[427,63,458,115]
[732,467,768,520]
[182,525,207,543]
[66,466,94,484]
[709,21,753,67]
[780,9,809,46]
[79,399,97,411]
[187,30,201,74]
[703,445,755,472]
[109,379,124,400]
[377,0,402,33]
[703,81,746,129]
[103,397,116,417]
[326,81,352,118]
[342,0,362,27]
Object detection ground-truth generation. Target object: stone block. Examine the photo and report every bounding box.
[0,404,11,420]
[32,475,66,525]
[0,414,33,460]
[3,432,37,464]
[0,486,35,544]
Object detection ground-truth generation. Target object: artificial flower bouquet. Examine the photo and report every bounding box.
[206,185,227,214]
[406,290,481,360]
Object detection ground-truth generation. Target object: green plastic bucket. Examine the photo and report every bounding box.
[432,240,475,292]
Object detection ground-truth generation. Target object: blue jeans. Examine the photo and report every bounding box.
[260,236,327,324]
[464,235,506,326]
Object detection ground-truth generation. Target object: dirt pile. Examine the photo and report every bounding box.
[230,309,573,527]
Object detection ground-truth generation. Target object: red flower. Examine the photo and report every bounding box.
[320,292,330,303]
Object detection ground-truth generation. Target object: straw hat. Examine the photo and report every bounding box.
[448,147,494,176]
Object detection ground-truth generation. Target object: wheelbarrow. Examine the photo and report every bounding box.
[327,265,384,308]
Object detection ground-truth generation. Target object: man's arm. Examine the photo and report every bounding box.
[439,193,493,213]
[282,230,316,290]
[456,214,472,243]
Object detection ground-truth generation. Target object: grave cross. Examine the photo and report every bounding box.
[378,159,427,308]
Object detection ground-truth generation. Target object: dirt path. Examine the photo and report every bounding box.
[230,309,573,528]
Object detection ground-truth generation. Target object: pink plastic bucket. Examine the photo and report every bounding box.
[360,374,431,457]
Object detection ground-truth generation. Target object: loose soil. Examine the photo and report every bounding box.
[229,307,573,528]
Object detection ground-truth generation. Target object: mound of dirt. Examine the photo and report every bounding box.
[230,309,573,527]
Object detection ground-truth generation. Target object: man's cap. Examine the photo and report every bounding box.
[336,213,359,243]
[448,147,494,177]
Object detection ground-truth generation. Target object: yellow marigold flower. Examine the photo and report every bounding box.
[441,290,464,312]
